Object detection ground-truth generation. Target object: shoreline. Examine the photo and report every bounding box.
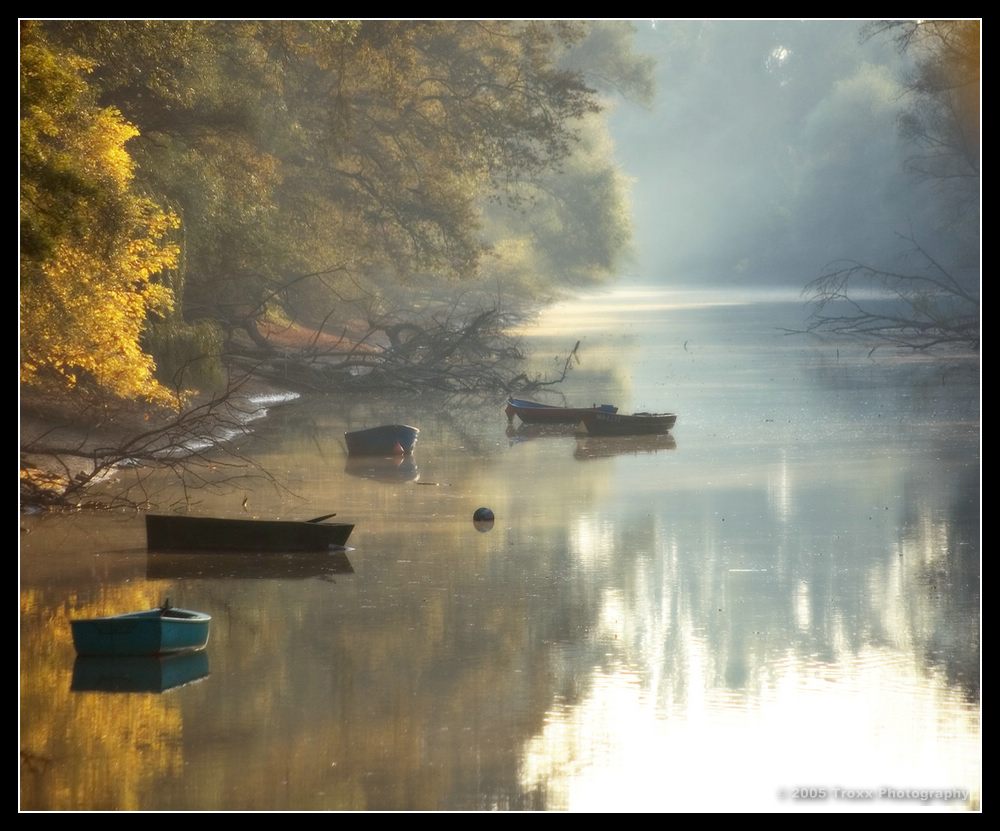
[20,376,299,510]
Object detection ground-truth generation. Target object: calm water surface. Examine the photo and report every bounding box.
[20,288,980,810]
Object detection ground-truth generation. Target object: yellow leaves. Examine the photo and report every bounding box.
[20,586,186,809]
[19,465,69,496]
[20,33,180,403]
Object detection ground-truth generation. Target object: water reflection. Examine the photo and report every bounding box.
[344,455,420,483]
[72,652,210,693]
[506,423,578,442]
[20,290,979,810]
[146,550,354,580]
[574,434,676,460]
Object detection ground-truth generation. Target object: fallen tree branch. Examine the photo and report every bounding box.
[227,301,581,395]
[21,373,292,511]
[796,235,979,352]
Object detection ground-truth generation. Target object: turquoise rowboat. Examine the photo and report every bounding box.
[70,605,211,657]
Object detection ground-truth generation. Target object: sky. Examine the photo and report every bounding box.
[608,20,968,287]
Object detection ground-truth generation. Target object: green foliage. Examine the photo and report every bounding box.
[23,21,653,402]
[43,22,648,297]
[143,318,226,393]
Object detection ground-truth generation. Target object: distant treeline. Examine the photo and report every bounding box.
[21,21,652,401]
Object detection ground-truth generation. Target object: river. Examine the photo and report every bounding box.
[20,286,980,811]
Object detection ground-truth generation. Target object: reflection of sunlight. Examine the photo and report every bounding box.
[511,286,807,336]
[597,588,627,642]
[767,45,791,69]
[880,513,954,646]
[795,581,811,631]
[519,646,980,811]
[767,450,793,524]
[569,514,616,565]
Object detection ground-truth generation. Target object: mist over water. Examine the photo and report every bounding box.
[21,288,979,810]
[20,19,979,812]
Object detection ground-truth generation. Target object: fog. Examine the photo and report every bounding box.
[609,20,972,287]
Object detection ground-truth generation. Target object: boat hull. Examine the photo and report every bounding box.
[505,398,617,424]
[579,411,677,436]
[345,424,419,456]
[145,514,354,552]
[71,608,211,657]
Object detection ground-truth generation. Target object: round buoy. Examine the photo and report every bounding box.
[473,506,495,532]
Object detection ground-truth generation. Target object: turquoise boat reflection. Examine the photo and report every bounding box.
[71,651,210,693]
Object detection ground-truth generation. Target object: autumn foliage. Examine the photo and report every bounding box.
[21,22,650,403]
[21,23,180,402]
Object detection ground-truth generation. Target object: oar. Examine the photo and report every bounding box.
[306,512,337,523]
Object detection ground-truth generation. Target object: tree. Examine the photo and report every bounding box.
[805,20,980,351]
[864,20,979,205]
[20,23,179,402]
[804,234,978,351]
[40,22,637,337]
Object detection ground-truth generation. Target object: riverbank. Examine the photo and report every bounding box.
[20,376,298,510]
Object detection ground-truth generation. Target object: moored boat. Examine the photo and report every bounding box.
[145,514,354,552]
[71,605,211,657]
[578,410,677,436]
[345,424,419,456]
[505,398,617,424]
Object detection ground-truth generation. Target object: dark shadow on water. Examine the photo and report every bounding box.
[573,434,677,460]
[146,550,354,580]
[344,455,419,483]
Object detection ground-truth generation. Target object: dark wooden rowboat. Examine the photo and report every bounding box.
[145,514,354,552]
[344,424,419,456]
[578,411,678,436]
[505,397,618,424]
[71,606,211,657]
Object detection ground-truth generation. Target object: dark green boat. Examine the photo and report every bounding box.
[578,411,678,436]
[145,514,354,552]
[71,606,211,657]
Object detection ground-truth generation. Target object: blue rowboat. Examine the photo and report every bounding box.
[345,424,419,456]
[505,398,617,424]
[70,605,211,657]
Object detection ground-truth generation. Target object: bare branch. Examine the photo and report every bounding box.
[801,240,979,352]
[21,371,294,511]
